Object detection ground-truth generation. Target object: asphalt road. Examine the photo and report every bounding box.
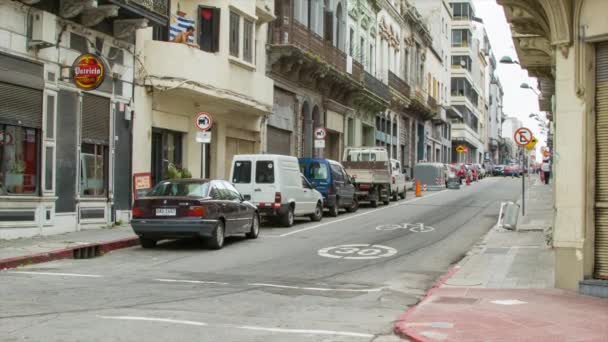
[0,177,521,342]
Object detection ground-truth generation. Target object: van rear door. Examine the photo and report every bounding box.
[231,158,254,201]
[253,159,277,205]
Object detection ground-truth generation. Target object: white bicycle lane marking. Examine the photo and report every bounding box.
[376,223,436,233]
[271,190,447,238]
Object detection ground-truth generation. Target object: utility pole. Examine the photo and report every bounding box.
[521,147,525,216]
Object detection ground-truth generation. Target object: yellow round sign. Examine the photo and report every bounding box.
[72,54,106,91]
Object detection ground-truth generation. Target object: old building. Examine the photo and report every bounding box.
[0,0,156,238]
[267,0,384,162]
[414,0,452,163]
[133,1,274,182]
[499,0,608,296]
[448,0,485,163]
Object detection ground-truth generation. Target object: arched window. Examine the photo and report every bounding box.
[335,2,344,50]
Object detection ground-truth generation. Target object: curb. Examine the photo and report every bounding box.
[393,266,461,341]
[0,236,139,270]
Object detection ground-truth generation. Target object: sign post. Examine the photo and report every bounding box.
[514,127,534,217]
[194,112,213,178]
[314,127,327,150]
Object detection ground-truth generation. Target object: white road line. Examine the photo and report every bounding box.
[6,271,103,278]
[98,316,208,326]
[236,325,374,338]
[155,278,229,285]
[248,283,384,293]
[276,190,447,237]
[97,315,373,338]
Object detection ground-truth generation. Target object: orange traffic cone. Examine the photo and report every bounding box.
[415,179,422,197]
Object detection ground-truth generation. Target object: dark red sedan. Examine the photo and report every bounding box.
[131,179,259,249]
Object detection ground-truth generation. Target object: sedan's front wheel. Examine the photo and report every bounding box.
[208,221,225,250]
[246,214,259,239]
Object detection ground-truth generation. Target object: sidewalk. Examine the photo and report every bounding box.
[0,225,138,270]
[395,175,608,341]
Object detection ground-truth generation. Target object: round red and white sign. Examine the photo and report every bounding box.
[514,127,533,146]
[195,112,213,131]
[314,127,327,140]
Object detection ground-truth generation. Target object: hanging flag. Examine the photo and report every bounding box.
[169,13,195,43]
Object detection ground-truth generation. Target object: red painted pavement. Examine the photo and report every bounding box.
[395,285,608,342]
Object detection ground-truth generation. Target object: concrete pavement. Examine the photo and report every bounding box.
[0,177,520,341]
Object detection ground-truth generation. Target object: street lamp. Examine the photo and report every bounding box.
[520,82,540,95]
[500,56,520,65]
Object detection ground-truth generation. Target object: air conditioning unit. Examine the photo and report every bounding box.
[29,10,56,49]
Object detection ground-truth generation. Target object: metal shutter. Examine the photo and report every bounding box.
[0,82,43,128]
[595,42,608,279]
[82,94,110,145]
[267,126,291,155]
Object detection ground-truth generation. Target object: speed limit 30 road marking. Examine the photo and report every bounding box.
[318,244,398,260]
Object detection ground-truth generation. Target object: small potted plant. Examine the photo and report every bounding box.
[6,160,25,193]
[164,163,192,180]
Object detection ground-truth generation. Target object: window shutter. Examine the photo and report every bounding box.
[212,8,221,52]
[199,7,221,53]
[82,94,110,145]
[0,82,43,128]
[324,11,333,41]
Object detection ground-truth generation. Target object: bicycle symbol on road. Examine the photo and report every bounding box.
[376,223,435,233]
[318,244,398,260]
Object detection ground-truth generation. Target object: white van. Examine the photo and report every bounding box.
[230,155,324,227]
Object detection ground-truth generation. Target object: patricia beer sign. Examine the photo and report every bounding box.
[72,53,106,91]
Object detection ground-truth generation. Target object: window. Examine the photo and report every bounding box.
[301,175,312,189]
[330,164,344,182]
[360,37,365,62]
[369,44,374,73]
[229,11,240,57]
[452,29,471,47]
[309,162,329,180]
[452,55,472,71]
[243,18,254,63]
[347,118,354,146]
[148,181,209,197]
[223,181,241,201]
[80,143,107,196]
[0,125,39,195]
[450,2,474,20]
[199,7,220,53]
[255,161,274,183]
[232,161,252,183]
[349,28,354,56]
[44,92,56,192]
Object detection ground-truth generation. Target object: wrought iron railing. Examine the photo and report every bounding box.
[363,71,390,102]
[388,71,411,98]
[117,0,169,17]
[427,95,438,111]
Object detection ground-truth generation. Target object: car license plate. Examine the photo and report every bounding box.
[156,208,176,216]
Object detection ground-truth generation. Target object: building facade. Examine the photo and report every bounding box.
[133,1,274,185]
[499,0,608,296]
[448,0,485,164]
[0,0,160,239]
[414,0,452,163]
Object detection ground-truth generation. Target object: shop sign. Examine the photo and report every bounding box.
[133,173,152,200]
[72,54,106,91]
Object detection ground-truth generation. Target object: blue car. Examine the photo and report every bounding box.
[299,158,358,216]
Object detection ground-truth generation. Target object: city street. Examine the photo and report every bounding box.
[0,178,521,342]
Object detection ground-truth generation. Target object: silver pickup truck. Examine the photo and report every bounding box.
[342,147,394,207]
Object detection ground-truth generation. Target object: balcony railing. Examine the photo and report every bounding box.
[108,0,169,24]
[388,71,411,98]
[428,95,438,111]
[363,71,390,102]
[270,21,362,81]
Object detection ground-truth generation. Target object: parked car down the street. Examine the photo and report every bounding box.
[299,158,358,216]
[493,165,505,176]
[131,179,259,250]
[230,154,324,227]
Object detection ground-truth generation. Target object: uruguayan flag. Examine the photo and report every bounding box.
[170,14,195,43]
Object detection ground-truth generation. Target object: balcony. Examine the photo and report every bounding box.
[256,0,275,23]
[388,71,411,99]
[428,95,439,112]
[107,0,169,26]
[363,71,390,102]
[410,88,435,121]
[143,40,273,115]
[451,123,482,148]
[269,20,363,105]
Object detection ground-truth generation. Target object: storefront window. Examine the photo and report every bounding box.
[80,143,107,196]
[0,125,39,195]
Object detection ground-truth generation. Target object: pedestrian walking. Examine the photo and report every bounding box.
[541,158,551,185]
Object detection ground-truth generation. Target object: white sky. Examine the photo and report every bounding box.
[473,0,547,162]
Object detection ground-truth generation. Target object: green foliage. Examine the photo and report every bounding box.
[164,163,192,180]
[10,160,25,173]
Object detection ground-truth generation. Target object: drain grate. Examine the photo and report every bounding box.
[433,296,479,305]
[72,245,101,259]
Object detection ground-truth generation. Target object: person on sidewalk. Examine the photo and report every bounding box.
[541,158,551,185]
